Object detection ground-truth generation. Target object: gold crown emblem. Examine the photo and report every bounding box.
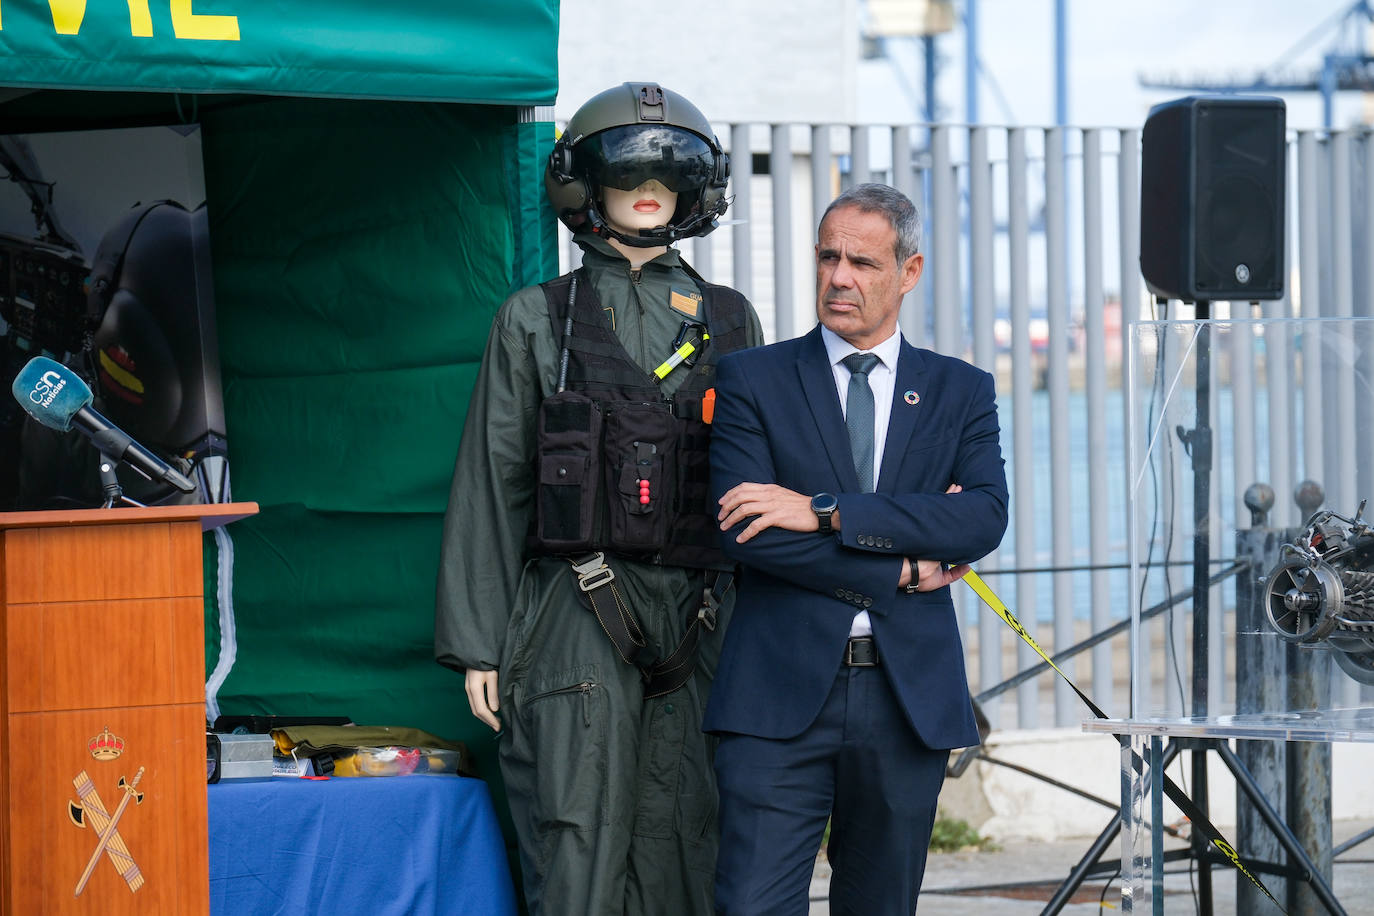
[88,726,125,761]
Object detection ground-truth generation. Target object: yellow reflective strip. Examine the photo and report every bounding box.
[652,341,698,380]
[964,571,1075,683]
[963,569,1290,914]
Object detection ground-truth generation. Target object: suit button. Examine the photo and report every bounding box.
[861,535,871,546]
[884,538,893,549]
[862,598,873,608]
[834,588,844,598]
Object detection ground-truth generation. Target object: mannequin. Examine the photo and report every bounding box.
[435,82,762,916]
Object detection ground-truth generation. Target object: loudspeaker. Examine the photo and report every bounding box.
[1140,96,1287,302]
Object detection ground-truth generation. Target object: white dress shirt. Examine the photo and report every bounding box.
[820,324,902,637]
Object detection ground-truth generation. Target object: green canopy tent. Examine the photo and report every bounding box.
[0,0,559,843]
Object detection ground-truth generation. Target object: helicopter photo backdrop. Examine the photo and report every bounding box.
[0,124,223,512]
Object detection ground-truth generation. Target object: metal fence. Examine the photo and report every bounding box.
[560,122,1374,731]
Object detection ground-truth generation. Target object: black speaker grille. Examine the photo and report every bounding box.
[1191,102,1285,298]
[1140,96,1287,302]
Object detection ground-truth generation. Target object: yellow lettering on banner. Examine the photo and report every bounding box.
[48,0,86,35]
[170,0,238,41]
[128,0,152,37]
[35,0,152,36]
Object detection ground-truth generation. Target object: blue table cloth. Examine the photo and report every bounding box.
[208,774,516,915]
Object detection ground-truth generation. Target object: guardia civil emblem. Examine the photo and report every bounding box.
[68,727,146,896]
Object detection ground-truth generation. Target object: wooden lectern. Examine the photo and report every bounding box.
[0,503,257,915]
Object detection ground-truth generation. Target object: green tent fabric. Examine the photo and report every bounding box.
[0,1,559,105]
[195,99,556,844]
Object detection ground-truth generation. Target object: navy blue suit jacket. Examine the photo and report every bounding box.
[703,326,1009,749]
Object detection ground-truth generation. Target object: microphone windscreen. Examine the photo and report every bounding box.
[10,356,94,432]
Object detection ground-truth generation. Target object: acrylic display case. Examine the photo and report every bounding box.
[1082,316,1374,914]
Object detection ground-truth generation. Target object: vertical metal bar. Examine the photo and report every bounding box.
[965,0,979,125]
[931,125,961,357]
[891,124,915,201]
[1327,131,1355,516]
[1235,521,1289,911]
[893,125,924,345]
[909,151,931,350]
[1190,311,1216,913]
[1120,735,1146,912]
[1288,636,1335,916]
[1229,311,1256,569]
[771,123,794,342]
[1008,128,1038,728]
[969,125,1000,722]
[1045,126,1074,726]
[730,123,753,305]
[1127,323,1145,723]
[1082,129,1112,707]
[1208,313,1224,714]
[1299,133,1324,484]
[812,124,833,233]
[692,234,714,281]
[1328,130,1361,710]
[1165,322,1190,717]
[1265,133,1298,530]
[1118,128,1141,720]
[1149,737,1165,916]
[1362,135,1374,601]
[850,124,871,186]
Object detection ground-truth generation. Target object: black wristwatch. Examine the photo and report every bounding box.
[811,492,838,535]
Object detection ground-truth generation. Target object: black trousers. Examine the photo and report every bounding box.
[713,664,950,915]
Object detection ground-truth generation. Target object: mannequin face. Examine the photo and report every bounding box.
[600,179,679,237]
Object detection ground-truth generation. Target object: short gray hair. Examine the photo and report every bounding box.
[818,182,921,264]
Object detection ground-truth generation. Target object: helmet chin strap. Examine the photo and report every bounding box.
[585,203,719,248]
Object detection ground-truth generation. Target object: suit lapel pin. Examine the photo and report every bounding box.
[904,390,920,405]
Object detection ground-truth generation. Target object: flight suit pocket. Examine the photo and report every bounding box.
[534,392,603,550]
[633,698,686,839]
[524,671,610,835]
[603,403,678,553]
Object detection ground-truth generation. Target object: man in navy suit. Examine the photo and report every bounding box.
[705,183,1009,914]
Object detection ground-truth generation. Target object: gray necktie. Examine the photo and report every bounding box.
[842,352,881,492]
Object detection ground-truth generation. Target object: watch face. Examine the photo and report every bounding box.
[812,492,837,514]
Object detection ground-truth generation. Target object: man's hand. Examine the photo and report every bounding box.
[718,482,820,544]
[465,668,502,732]
[897,484,967,591]
[909,558,972,591]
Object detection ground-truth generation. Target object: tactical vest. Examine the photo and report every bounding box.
[531,267,752,570]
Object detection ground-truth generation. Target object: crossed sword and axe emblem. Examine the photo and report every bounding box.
[68,767,146,896]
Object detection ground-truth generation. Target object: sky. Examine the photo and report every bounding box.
[870,0,1372,130]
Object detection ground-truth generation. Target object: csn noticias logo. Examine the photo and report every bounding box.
[28,370,66,409]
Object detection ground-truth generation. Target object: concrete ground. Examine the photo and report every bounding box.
[808,817,1374,914]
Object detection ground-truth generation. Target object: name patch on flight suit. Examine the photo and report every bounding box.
[669,287,702,319]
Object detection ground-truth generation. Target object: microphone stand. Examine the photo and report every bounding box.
[98,452,145,509]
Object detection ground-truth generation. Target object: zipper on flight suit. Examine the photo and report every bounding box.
[525,680,598,726]
[629,267,647,364]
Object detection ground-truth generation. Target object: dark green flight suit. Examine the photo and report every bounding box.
[435,234,763,915]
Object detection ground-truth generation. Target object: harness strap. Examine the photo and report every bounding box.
[642,570,732,699]
[569,554,733,699]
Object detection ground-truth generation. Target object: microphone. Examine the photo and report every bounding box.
[11,356,196,493]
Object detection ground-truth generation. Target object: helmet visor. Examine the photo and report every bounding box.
[577,125,715,194]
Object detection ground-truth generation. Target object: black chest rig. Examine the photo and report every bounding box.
[531,267,751,571]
